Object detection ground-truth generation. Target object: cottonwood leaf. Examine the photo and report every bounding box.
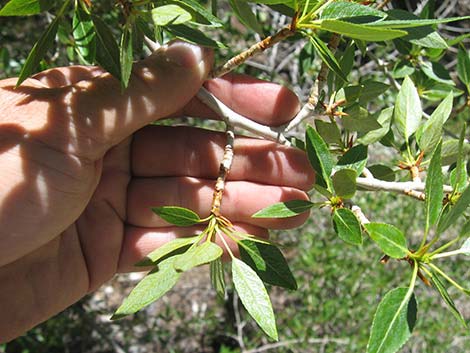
[120,25,133,89]
[368,16,470,28]
[165,24,224,48]
[457,46,470,89]
[306,125,334,191]
[394,76,422,141]
[343,104,382,133]
[431,271,468,329]
[229,0,263,35]
[332,169,357,199]
[151,206,201,226]
[72,4,96,65]
[416,93,453,153]
[253,200,315,218]
[315,120,342,146]
[318,19,407,42]
[365,223,409,258]
[308,34,348,83]
[336,145,368,174]
[210,258,226,300]
[320,1,386,20]
[368,165,396,182]
[152,4,192,26]
[93,15,121,80]
[367,288,417,353]
[111,257,181,319]
[238,240,297,290]
[173,242,223,272]
[232,258,278,340]
[437,183,470,234]
[425,141,443,234]
[358,107,393,145]
[136,235,199,266]
[332,208,362,245]
[0,0,53,16]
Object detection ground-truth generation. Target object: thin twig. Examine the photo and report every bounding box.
[196,88,290,145]
[242,337,349,353]
[351,205,370,225]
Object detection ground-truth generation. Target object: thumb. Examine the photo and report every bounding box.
[65,42,213,158]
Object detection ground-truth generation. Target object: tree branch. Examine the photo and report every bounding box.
[356,177,453,196]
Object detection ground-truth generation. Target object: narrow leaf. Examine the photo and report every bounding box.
[136,236,199,266]
[367,288,417,353]
[332,169,357,199]
[166,24,224,48]
[368,16,470,28]
[93,15,121,80]
[309,35,348,82]
[425,141,443,234]
[152,4,192,26]
[111,258,181,319]
[416,93,453,153]
[120,26,133,89]
[457,46,470,88]
[253,200,314,218]
[73,4,96,65]
[152,206,201,226]
[332,208,362,245]
[232,258,278,340]
[318,19,407,41]
[438,183,470,234]
[210,258,226,300]
[320,1,386,20]
[0,0,53,16]
[239,240,297,290]
[173,242,223,271]
[394,76,422,140]
[430,271,468,329]
[229,0,263,35]
[365,223,409,258]
[306,124,334,191]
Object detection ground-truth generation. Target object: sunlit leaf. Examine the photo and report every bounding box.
[394,76,422,141]
[253,200,315,218]
[152,4,192,26]
[332,208,362,245]
[120,25,133,89]
[135,236,199,267]
[73,4,96,65]
[173,242,223,271]
[365,223,409,258]
[0,0,53,16]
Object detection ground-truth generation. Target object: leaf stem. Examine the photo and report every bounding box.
[427,263,470,295]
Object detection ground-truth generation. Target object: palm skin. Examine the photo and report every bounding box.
[0,42,313,342]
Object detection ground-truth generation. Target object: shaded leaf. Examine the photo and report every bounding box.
[425,141,443,234]
[0,0,53,16]
[253,200,315,218]
[93,15,121,80]
[368,165,396,182]
[120,25,133,89]
[111,257,181,319]
[229,0,263,35]
[458,46,470,89]
[365,223,409,258]
[367,288,417,353]
[309,34,348,83]
[315,120,342,146]
[394,76,422,140]
[343,104,382,133]
[232,258,278,340]
[306,125,334,190]
[437,183,470,234]
[135,236,198,267]
[210,258,226,300]
[174,242,223,271]
[152,206,201,226]
[166,24,224,48]
[332,208,362,245]
[239,240,297,290]
[332,169,357,199]
[358,107,393,145]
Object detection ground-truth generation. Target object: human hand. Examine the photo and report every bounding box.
[0,42,313,342]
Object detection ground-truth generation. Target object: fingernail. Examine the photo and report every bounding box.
[163,41,208,68]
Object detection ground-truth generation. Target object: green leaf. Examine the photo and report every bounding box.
[368,16,470,28]
[358,80,390,105]
[336,145,368,174]
[93,15,121,80]
[332,208,362,245]
[437,183,470,234]
[152,4,192,26]
[151,206,201,226]
[72,4,96,65]
[210,258,226,300]
[315,120,342,146]
[358,107,393,145]
[308,34,348,83]
[239,240,297,290]
[425,142,443,234]
[416,93,453,153]
[111,257,181,319]
[420,61,454,86]
[320,1,386,20]
[171,0,223,27]
[232,258,278,340]
[451,124,468,193]
[135,235,199,266]
[253,200,314,218]
[318,19,407,42]
[457,46,470,89]
[174,242,223,271]
[165,24,224,48]
[368,165,396,182]
[343,104,382,133]
[0,0,53,16]
[332,169,357,199]
[16,0,71,86]
[306,125,334,191]
[365,223,409,258]
[430,271,468,329]
[394,76,422,141]
[120,26,133,89]
[441,139,470,166]
[367,288,417,353]
[229,0,263,35]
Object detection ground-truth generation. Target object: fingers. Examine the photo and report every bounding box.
[132,125,314,190]
[127,177,310,229]
[118,223,269,272]
[32,66,105,88]
[179,73,300,126]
